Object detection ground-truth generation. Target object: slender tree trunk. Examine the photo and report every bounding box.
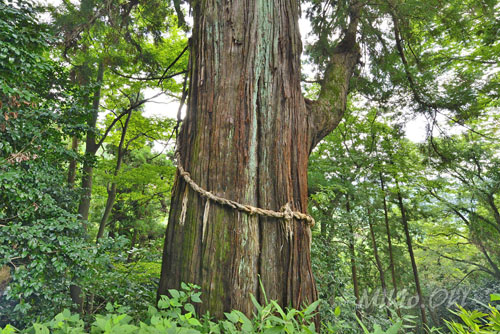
[367,208,391,318]
[379,172,401,317]
[71,61,104,313]
[349,224,361,319]
[477,240,500,279]
[346,196,362,320]
[127,229,138,263]
[69,285,84,314]
[396,184,428,329]
[158,0,360,322]
[320,213,328,239]
[67,136,79,188]
[77,61,104,223]
[96,184,117,241]
[486,194,500,230]
[78,161,94,223]
[159,196,169,214]
[96,109,133,242]
[428,306,440,328]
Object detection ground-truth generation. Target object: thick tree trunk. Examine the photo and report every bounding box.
[396,186,428,328]
[158,0,359,322]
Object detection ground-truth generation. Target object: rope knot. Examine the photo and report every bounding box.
[281,202,294,222]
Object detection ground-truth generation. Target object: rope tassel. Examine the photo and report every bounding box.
[179,186,189,226]
[202,200,210,242]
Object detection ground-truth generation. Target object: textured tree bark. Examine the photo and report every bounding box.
[158,0,360,322]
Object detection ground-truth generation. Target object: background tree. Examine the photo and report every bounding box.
[94,111,177,242]
[421,112,500,280]
[50,0,187,224]
[307,104,497,331]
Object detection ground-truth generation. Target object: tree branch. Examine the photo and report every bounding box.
[421,245,495,277]
[307,1,362,151]
[158,44,189,86]
[110,68,187,82]
[451,269,481,290]
[476,240,500,278]
[95,91,164,150]
[425,186,500,235]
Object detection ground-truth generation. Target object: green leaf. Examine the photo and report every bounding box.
[0,325,18,334]
[187,318,201,327]
[158,296,170,309]
[491,294,500,302]
[270,301,286,318]
[385,321,403,334]
[184,303,196,315]
[33,324,49,334]
[191,293,202,303]
[355,316,371,334]
[303,300,320,315]
[225,312,239,323]
[263,326,285,334]
[250,294,263,313]
[169,289,180,299]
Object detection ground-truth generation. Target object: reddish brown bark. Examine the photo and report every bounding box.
[158,0,360,321]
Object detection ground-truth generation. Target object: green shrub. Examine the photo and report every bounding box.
[444,294,500,334]
[3,283,498,334]
[0,284,321,334]
[0,1,94,326]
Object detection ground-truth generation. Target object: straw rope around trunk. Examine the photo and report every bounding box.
[175,152,315,227]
